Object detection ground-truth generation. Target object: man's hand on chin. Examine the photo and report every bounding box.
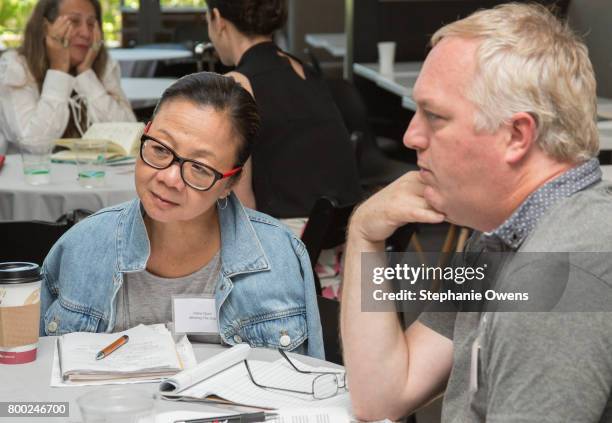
[350,171,446,244]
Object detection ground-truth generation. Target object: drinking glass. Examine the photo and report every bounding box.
[77,387,155,423]
[19,139,53,185]
[75,139,108,188]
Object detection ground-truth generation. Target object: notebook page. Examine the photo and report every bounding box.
[276,407,351,423]
[60,324,180,375]
[82,122,145,156]
[177,359,351,410]
[160,344,251,393]
[51,327,196,387]
[154,408,351,423]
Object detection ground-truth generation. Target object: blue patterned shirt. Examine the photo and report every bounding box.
[482,158,602,250]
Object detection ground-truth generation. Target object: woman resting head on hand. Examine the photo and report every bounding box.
[0,0,135,152]
[23,0,107,78]
[40,72,324,359]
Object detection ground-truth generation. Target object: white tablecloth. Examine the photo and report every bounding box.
[305,33,346,58]
[0,155,136,221]
[109,48,193,77]
[121,77,177,109]
[353,62,423,111]
[0,336,344,423]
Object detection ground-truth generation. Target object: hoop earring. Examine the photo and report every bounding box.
[217,196,229,210]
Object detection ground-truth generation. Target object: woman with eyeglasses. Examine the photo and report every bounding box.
[40,72,324,359]
[0,0,135,154]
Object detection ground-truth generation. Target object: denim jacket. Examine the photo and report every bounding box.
[40,193,324,359]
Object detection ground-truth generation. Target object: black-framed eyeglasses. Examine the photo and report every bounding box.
[244,349,348,400]
[139,134,242,191]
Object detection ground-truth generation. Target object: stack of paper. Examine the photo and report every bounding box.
[52,324,196,386]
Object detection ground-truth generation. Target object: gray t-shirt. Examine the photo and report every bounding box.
[114,252,221,332]
[420,182,612,423]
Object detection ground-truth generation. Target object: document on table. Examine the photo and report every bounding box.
[177,358,351,409]
[155,408,352,423]
[160,344,351,410]
[50,324,196,387]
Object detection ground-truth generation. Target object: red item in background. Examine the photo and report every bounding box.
[0,155,5,169]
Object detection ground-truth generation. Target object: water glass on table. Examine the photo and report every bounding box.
[19,139,53,185]
[75,139,108,188]
[77,387,155,422]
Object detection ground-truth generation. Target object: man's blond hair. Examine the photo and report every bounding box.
[432,2,598,162]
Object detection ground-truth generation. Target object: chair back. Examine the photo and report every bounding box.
[0,210,91,265]
[301,196,418,365]
[304,47,323,77]
[0,221,71,265]
[326,79,416,187]
[301,197,356,280]
[325,78,372,142]
[386,222,418,254]
[316,295,343,365]
[301,197,356,365]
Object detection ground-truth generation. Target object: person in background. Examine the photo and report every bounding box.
[205,0,362,223]
[0,0,135,154]
[40,72,324,359]
[341,3,612,422]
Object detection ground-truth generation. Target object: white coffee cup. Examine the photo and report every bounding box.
[0,262,42,365]
[378,41,397,75]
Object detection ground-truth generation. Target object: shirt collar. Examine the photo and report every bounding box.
[118,192,270,275]
[484,158,602,250]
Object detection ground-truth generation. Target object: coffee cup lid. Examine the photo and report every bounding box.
[0,262,41,284]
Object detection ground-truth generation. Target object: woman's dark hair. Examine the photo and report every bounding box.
[207,0,287,36]
[152,72,260,178]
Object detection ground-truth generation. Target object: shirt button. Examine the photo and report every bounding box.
[279,334,291,347]
[233,335,242,343]
[47,321,58,333]
[220,284,226,291]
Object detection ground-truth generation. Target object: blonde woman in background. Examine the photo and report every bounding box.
[0,0,135,154]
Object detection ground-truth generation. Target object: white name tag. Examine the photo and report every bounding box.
[172,296,219,335]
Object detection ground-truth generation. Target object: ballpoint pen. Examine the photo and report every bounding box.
[95,334,129,360]
[174,411,278,423]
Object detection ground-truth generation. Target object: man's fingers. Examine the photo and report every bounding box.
[389,196,445,225]
[411,208,446,224]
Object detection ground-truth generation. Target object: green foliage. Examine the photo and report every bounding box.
[0,0,36,46]
[100,0,122,41]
